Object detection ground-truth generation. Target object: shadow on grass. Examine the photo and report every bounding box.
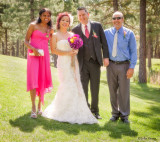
[9,112,101,135]
[9,112,138,139]
[130,83,160,103]
[100,80,107,85]
[103,121,138,139]
[131,83,160,132]
[132,105,160,131]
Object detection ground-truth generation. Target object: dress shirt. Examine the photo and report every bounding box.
[104,26,137,68]
[81,21,91,35]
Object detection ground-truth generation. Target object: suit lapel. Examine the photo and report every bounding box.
[76,24,84,51]
[77,24,83,38]
[90,21,96,47]
[90,22,94,36]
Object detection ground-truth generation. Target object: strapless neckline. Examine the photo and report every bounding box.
[33,30,48,34]
[57,40,68,44]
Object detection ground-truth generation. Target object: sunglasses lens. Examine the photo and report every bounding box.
[112,17,122,20]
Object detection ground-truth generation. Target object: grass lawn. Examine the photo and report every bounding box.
[0,54,160,142]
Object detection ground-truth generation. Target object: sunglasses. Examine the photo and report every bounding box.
[112,17,122,20]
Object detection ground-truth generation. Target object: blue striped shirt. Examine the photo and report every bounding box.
[104,26,137,68]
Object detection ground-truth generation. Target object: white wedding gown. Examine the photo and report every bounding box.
[42,40,98,124]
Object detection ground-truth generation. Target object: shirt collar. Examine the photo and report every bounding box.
[113,26,123,35]
[82,21,90,28]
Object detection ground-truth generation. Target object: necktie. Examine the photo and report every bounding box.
[112,30,118,57]
[85,25,89,38]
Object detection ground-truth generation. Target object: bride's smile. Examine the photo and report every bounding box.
[59,16,70,28]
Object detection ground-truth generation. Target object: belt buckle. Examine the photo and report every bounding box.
[115,61,120,64]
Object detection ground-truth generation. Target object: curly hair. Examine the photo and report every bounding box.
[56,12,70,30]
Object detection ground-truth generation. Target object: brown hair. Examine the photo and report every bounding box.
[77,7,88,13]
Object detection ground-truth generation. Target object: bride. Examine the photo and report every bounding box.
[42,12,98,124]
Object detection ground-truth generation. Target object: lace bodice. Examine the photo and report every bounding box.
[57,40,72,51]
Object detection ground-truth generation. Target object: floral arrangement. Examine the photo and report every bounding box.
[68,34,83,49]
[46,34,49,38]
[93,30,98,38]
[68,34,83,67]
[124,31,127,39]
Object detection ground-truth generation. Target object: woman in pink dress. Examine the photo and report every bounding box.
[24,8,53,118]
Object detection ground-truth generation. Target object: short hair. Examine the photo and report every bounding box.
[56,12,70,30]
[77,7,88,13]
[112,11,123,18]
[36,8,52,28]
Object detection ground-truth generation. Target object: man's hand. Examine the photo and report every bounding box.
[103,58,109,67]
[126,68,134,79]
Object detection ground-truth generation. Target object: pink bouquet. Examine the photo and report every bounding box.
[68,34,83,49]
[68,34,83,67]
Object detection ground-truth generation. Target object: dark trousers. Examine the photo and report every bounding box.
[107,62,130,119]
[80,59,101,114]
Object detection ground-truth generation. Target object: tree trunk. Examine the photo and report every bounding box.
[30,0,34,22]
[5,28,7,55]
[139,0,147,83]
[158,44,160,58]
[0,43,1,54]
[22,42,25,58]
[2,41,5,54]
[147,26,152,68]
[155,34,159,58]
[16,39,19,57]
[11,46,15,56]
[25,44,27,59]
[158,35,160,58]
[113,0,118,12]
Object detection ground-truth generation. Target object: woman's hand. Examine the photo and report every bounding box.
[74,49,79,54]
[68,49,78,56]
[33,48,41,56]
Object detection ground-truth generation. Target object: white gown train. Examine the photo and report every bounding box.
[42,40,98,124]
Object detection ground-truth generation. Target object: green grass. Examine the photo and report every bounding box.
[0,54,160,142]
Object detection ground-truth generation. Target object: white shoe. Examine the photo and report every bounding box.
[30,111,37,119]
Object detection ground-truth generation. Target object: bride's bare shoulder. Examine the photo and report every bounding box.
[51,33,59,42]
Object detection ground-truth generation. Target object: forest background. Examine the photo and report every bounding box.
[0,0,160,84]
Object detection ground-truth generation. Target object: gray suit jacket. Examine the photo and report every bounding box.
[72,21,109,71]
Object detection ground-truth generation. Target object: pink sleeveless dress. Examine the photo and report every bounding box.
[27,30,53,104]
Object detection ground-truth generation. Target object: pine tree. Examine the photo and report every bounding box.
[139,0,147,83]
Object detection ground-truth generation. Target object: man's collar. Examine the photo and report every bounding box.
[113,26,123,34]
[82,21,90,27]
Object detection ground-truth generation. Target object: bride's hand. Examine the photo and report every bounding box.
[68,49,78,56]
[73,49,78,55]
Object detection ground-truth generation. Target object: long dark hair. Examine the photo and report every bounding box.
[56,12,70,30]
[36,8,52,28]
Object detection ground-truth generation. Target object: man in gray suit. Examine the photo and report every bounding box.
[104,11,137,123]
[72,7,109,119]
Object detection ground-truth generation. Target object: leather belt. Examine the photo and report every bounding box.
[109,59,130,64]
